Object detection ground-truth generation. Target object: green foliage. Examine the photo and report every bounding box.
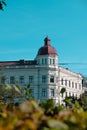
[60,87,66,98]
[0,84,22,103]
[0,83,34,105]
[41,99,65,116]
[0,84,87,129]
[40,99,55,115]
[41,99,54,110]
[0,100,87,130]
[5,84,12,90]
[80,94,87,111]
[64,95,87,111]
[60,88,66,94]
[23,84,33,100]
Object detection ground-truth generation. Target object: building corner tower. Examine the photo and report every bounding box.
[35,37,59,103]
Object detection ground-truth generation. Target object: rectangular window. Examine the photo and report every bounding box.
[53,59,55,64]
[69,80,71,87]
[50,75,54,83]
[42,88,47,97]
[75,83,77,89]
[45,58,47,64]
[66,92,67,97]
[10,76,15,84]
[72,82,74,88]
[50,59,51,64]
[29,76,34,83]
[19,76,24,84]
[1,76,5,84]
[37,59,40,65]
[61,78,63,85]
[72,93,74,97]
[42,58,44,64]
[50,89,55,97]
[56,77,58,83]
[42,75,46,83]
[69,92,71,96]
[65,80,67,86]
[79,84,81,90]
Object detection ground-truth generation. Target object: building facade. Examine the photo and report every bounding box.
[0,37,82,104]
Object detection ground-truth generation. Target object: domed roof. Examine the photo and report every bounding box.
[37,37,57,56]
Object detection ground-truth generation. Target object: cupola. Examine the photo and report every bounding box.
[37,37,57,56]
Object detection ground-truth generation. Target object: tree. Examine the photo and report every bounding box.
[0,0,7,10]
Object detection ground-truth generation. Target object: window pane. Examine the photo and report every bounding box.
[1,76,5,84]
[29,76,34,83]
[53,59,55,64]
[42,59,44,64]
[50,75,54,83]
[79,84,81,89]
[50,89,55,97]
[42,88,47,97]
[66,92,67,97]
[69,81,71,87]
[37,59,40,65]
[42,75,46,83]
[19,76,24,84]
[69,92,71,96]
[75,83,77,89]
[50,59,51,64]
[65,80,67,86]
[72,82,74,88]
[10,76,15,84]
[61,78,63,85]
[45,58,47,64]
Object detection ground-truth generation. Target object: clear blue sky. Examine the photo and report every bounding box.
[0,0,87,76]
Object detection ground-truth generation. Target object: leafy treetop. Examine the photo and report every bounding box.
[0,0,7,10]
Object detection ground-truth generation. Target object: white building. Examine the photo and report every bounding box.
[0,37,82,104]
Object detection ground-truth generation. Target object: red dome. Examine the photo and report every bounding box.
[37,37,57,56]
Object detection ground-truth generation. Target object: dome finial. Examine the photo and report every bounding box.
[44,36,50,46]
